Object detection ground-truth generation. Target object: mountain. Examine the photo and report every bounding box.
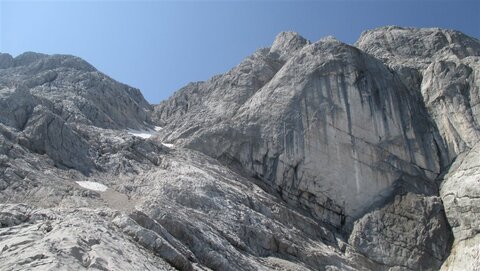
[0,26,479,270]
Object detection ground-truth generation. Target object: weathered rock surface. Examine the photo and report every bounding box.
[0,26,479,270]
[0,52,152,130]
[154,30,456,270]
[355,26,480,70]
[0,52,155,173]
[357,26,480,160]
[357,26,480,270]
[155,34,444,225]
[349,177,451,270]
[439,143,480,270]
[0,204,176,271]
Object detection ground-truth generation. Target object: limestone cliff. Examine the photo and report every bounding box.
[357,26,480,270]
[0,26,479,270]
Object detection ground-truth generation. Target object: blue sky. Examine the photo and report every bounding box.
[1,1,479,104]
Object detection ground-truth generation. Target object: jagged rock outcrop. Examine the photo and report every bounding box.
[348,176,451,270]
[439,143,480,270]
[0,52,152,130]
[0,204,177,271]
[356,26,480,160]
[355,26,480,69]
[154,30,456,270]
[357,26,480,270]
[17,105,94,174]
[155,33,444,223]
[0,52,154,173]
[0,53,14,69]
[0,26,479,270]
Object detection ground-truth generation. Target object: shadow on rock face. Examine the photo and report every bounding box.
[18,105,94,175]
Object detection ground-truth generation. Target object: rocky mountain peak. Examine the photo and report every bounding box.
[12,51,49,67]
[0,53,14,69]
[17,53,97,73]
[269,31,310,60]
[318,35,340,42]
[356,26,480,67]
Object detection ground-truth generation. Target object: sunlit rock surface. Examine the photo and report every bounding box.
[1,26,479,270]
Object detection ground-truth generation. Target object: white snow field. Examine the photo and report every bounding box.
[127,126,163,139]
[162,143,175,148]
[76,181,109,192]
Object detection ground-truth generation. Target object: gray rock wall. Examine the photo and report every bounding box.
[440,143,480,270]
[1,26,479,270]
[153,27,480,270]
[156,33,444,228]
[357,26,480,270]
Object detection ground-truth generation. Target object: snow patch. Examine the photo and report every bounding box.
[76,181,109,192]
[127,130,154,139]
[127,126,162,139]
[127,126,175,148]
[162,143,175,148]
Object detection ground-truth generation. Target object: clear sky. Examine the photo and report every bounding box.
[1,1,479,104]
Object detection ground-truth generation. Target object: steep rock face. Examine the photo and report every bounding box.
[154,31,458,270]
[155,33,444,225]
[0,86,37,130]
[421,59,480,158]
[348,176,451,270]
[0,53,14,69]
[357,26,480,160]
[357,26,480,270]
[17,105,94,174]
[230,37,442,221]
[439,143,480,270]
